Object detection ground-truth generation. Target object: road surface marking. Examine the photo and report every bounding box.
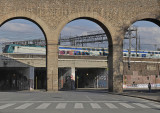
[86,96,93,101]
[90,103,101,109]
[35,103,51,109]
[0,100,129,103]
[15,103,33,109]
[149,103,160,108]
[74,103,84,109]
[133,103,150,108]
[0,103,15,109]
[119,103,135,108]
[56,103,67,109]
[105,103,118,109]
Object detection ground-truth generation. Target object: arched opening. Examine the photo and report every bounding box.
[123,19,160,90]
[0,18,47,91]
[58,17,112,91]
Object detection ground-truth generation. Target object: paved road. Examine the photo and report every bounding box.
[0,90,160,113]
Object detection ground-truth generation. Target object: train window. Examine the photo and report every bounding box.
[148,52,151,54]
[87,48,91,51]
[155,52,158,54]
[132,54,135,57]
[152,52,154,54]
[123,53,127,56]
[96,49,100,51]
[101,48,104,51]
[159,52,160,54]
[86,52,89,55]
[82,48,86,50]
[137,54,139,57]
[92,49,95,51]
[142,54,146,57]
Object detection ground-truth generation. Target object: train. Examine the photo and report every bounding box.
[2,44,160,58]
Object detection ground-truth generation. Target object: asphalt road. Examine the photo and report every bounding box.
[0,89,160,113]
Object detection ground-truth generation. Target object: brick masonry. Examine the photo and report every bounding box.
[123,58,160,85]
[0,0,160,92]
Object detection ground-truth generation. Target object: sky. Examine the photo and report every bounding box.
[0,19,160,53]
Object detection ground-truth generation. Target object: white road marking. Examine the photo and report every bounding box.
[90,103,101,109]
[119,103,135,108]
[0,103,15,109]
[35,103,51,109]
[74,103,84,109]
[149,103,160,108]
[86,96,93,101]
[133,103,150,108]
[15,103,33,109]
[56,103,67,109]
[105,103,118,109]
[0,100,129,103]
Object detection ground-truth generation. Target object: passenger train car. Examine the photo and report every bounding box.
[2,44,160,58]
[2,44,108,56]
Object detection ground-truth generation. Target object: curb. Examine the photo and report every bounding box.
[108,92,160,103]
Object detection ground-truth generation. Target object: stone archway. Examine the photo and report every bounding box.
[50,12,124,92]
[0,10,51,91]
[0,0,159,93]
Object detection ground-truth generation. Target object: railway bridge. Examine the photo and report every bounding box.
[0,0,160,92]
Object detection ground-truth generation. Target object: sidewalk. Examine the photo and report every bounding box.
[119,89,160,102]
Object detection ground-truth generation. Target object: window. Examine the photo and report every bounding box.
[132,54,135,57]
[123,53,127,56]
[142,54,146,57]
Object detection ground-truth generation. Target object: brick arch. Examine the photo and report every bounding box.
[55,12,115,45]
[124,12,160,33]
[0,10,51,44]
[0,10,51,91]
[53,12,118,91]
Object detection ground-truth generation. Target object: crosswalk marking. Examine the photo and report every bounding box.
[133,103,150,108]
[90,103,101,109]
[56,103,67,109]
[74,103,84,109]
[105,103,118,109]
[149,103,160,108]
[35,103,51,109]
[0,103,15,109]
[0,102,158,110]
[15,103,33,109]
[119,103,135,108]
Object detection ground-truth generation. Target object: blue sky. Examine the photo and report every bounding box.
[0,19,160,52]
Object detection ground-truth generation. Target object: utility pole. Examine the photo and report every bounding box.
[128,27,132,70]
[155,44,157,51]
[139,35,141,50]
[59,33,61,45]
[136,28,138,57]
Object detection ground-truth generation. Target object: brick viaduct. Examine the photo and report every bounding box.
[0,0,160,93]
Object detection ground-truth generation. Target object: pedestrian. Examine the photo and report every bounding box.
[148,83,151,93]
